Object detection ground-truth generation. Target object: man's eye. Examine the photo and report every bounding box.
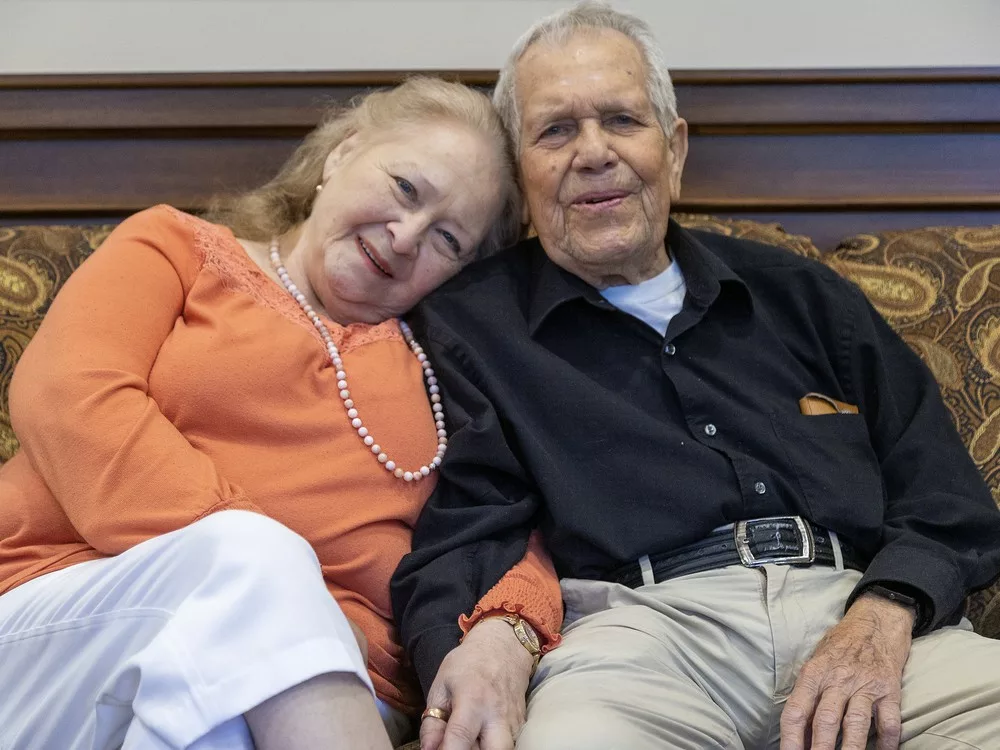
[395,177,417,199]
[440,229,462,255]
[608,114,637,126]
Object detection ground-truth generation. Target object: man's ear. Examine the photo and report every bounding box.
[322,131,361,184]
[666,118,689,202]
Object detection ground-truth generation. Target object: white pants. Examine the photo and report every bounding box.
[0,510,402,750]
[518,565,1000,750]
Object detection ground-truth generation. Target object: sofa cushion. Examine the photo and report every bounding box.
[827,225,1000,632]
[0,224,114,461]
[674,213,821,260]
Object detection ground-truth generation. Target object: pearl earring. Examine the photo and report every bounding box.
[315,184,323,194]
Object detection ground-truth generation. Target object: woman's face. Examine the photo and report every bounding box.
[298,120,505,324]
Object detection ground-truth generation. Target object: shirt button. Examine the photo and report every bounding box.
[754,481,767,495]
[664,343,676,355]
[704,423,717,437]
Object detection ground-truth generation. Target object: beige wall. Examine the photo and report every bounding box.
[2,0,999,74]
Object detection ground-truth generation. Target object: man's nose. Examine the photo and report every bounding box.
[573,122,618,171]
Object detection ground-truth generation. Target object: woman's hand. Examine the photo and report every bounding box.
[419,619,534,750]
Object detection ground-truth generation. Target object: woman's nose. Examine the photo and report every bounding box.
[388,214,426,257]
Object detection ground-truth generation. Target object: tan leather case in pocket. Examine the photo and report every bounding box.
[799,392,859,415]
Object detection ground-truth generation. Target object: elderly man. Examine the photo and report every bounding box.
[391,3,1000,749]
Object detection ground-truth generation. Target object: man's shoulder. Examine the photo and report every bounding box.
[682,226,869,334]
[687,226,850,289]
[417,238,540,320]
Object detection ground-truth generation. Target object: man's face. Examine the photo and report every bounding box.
[515,29,688,287]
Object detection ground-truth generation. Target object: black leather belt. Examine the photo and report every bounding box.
[608,516,865,589]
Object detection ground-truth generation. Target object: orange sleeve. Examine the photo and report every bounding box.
[458,530,564,651]
[9,207,262,555]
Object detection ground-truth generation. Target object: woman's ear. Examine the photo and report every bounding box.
[322,131,361,184]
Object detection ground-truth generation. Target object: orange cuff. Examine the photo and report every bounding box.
[459,602,562,652]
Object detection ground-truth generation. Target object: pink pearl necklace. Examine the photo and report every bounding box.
[269,240,447,482]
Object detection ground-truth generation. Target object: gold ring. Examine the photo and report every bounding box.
[421,706,451,722]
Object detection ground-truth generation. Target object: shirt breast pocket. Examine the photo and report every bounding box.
[769,411,885,532]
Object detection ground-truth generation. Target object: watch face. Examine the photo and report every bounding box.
[520,620,541,650]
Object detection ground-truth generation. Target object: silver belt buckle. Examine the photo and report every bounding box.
[734,515,815,568]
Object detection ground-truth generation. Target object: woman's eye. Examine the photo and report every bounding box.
[541,124,567,138]
[440,229,462,255]
[395,177,417,200]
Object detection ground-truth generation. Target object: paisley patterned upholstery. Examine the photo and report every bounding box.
[825,226,1000,633]
[674,213,822,260]
[0,225,115,460]
[0,219,997,647]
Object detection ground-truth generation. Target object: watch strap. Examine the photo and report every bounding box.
[863,583,927,634]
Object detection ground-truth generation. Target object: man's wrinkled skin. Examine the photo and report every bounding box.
[780,594,915,750]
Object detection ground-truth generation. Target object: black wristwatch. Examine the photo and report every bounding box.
[862,583,927,634]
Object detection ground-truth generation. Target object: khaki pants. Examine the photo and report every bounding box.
[518,565,1000,750]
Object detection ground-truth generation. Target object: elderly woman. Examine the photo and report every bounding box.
[0,77,561,750]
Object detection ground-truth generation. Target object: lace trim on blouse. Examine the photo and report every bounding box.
[168,207,404,354]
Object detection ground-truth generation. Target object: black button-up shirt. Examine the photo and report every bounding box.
[391,220,1000,693]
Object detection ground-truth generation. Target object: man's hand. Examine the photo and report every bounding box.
[419,618,534,750]
[780,593,915,750]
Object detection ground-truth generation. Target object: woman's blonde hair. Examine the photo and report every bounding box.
[205,76,523,258]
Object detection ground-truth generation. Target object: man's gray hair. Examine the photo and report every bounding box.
[493,0,678,152]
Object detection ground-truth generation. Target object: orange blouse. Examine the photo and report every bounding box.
[0,206,561,713]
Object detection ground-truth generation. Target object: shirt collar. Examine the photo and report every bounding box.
[527,218,753,336]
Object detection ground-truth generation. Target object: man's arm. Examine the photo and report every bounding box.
[843,287,1000,631]
[781,282,1000,750]
[390,323,543,693]
[391,318,552,750]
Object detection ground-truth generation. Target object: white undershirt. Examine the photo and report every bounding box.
[599,258,687,337]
